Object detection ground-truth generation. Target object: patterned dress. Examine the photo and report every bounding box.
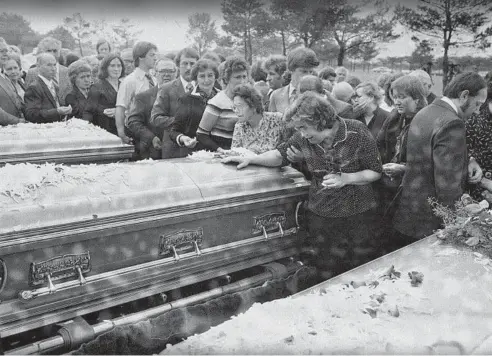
[466,102,492,200]
[231,112,285,154]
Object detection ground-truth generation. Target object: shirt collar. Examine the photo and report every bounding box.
[288,83,296,97]
[441,96,459,114]
[133,67,147,80]
[38,74,54,87]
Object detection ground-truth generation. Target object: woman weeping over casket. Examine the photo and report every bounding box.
[222,91,383,281]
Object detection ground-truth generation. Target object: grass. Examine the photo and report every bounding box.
[350,69,444,96]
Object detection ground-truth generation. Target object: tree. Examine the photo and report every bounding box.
[63,13,97,56]
[111,18,143,49]
[331,2,398,66]
[269,0,294,55]
[0,12,39,49]
[221,0,271,64]
[347,41,380,71]
[46,26,76,49]
[311,39,339,65]
[270,0,342,49]
[409,38,434,70]
[186,13,219,56]
[395,0,492,89]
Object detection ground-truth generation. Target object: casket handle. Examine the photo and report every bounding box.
[171,246,181,261]
[261,222,285,240]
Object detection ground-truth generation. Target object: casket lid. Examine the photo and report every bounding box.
[0,158,309,234]
[0,119,133,164]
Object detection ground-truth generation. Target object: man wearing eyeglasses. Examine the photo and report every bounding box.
[150,47,199,140]
[127,59,177,159]
[0,37,25,125]
[25,37,72,106]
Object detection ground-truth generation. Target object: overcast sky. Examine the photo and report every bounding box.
[3,0,491,58]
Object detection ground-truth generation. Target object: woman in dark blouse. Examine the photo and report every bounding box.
[65,60,92,119]
[83,53,125,135]
[165,59,219,158]
[222,91,383,281]
[466,82,492,202]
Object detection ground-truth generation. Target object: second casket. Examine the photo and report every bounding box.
[0,158,309,337]
[0,119,134,165]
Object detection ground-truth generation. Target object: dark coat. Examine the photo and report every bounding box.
[165,90,215,158]
[364,106,389,140]
[65,86,88,119]
[393,99,468,239]
[0,75,24,125]
[126,86,161,159]
[24,77,63,123]
[83,79,118,135]
[26,65,71,106]
[376,109,400,164]
[149,78,185,134]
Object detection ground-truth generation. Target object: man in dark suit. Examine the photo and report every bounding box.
[0,37,24,125]
[127,59,177,159]
[150,47,199,135]
[25,37,71,106]
[24,53,72,123]
[393,72,487,242]
[269,47,319,114]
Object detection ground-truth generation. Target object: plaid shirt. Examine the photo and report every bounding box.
[278,118,382,218]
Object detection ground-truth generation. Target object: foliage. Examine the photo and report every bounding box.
[311,40,339,63]
[46,26,76,49]
[221,0,270,64]
[63,13,96,56]
[0,12,40,51]
[111,18,143,50]
[331,1,398,66]
[186,13,219,56]
[395,0,492,89]
[409,38,434,69]
[429,195,492,257]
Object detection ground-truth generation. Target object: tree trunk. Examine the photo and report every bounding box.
[281,30,286,56]
[337,45,345,67]
[243,30,248,63]
[78,39,83,57]
[247,29,253,64]
[442,41,450,92]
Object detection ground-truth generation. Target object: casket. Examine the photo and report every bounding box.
[0,119,134,165]
[0,158,309,339]
[163,235,492,354]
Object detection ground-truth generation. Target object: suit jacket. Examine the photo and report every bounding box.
[126,86,161,159]
[150,78,185,134]
[26,65,71,106]
[0,75,24,125]
[83,79,118,135]
[65,87,88,119]
[364,106,389,140]
[268,85,290,114]
[393,99,468,239]
[24,77,63,123]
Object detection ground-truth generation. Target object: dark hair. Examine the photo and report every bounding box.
[190,59,219,82]
[443,72,487,99]
[222,55,250,85]
[201,51,221,64]
[384,72,405,106]
[263,55,287,76]
[251,60,267,82]
[284,91,337,130]
[391,76,428,112]
[232,83,264,115]
[175,47,200,67]
[96,39,111,54]
[132,41,157,67]
[318,66,336,80]
[65,52,80,67]
[287,47,320,72]
[346,75,361,89]
[299,75,324,94]
[98,53,125,80]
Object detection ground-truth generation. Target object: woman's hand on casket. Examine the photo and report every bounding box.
[468,157,483,184]
[321,173,346,189]
[221,156,251,169]
[181,136,198,148]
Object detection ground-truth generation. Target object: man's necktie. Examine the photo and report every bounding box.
[145,73,155,87]
[186,82,194,93]
[49,82,60,107]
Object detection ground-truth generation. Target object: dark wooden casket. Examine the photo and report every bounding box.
[0,119,133,166]
[0,158,309,338]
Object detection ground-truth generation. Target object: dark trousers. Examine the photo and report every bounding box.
[306,209,383,281]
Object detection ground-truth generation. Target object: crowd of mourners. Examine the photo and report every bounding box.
[1,35,491,281]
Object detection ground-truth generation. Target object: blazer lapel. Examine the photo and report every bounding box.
[175,78,185,96]
[433,99,459,118]
[38,78,57,108]
[0,76,21,109]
